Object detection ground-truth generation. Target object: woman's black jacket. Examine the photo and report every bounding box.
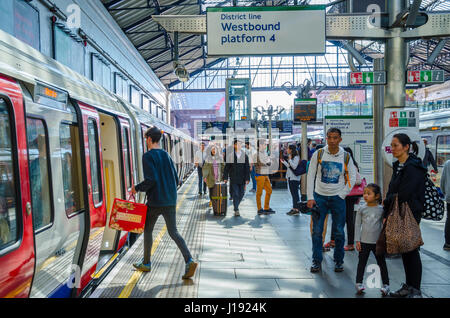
[383,154,427,224]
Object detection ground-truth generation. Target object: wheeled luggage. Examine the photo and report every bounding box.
[211,182,227,216]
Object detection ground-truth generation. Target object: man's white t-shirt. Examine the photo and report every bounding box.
[307,146,357,200]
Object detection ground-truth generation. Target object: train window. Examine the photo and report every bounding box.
[60,123,85,216]
[122,128,132,190]
[26,118,52,232]
[0,99,19,250]
[436,135,450,166]
[159,133,164,149]
[87,119,103,206]
[142,127,148,153]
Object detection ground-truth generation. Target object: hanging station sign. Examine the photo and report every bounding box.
[206,6,326,56]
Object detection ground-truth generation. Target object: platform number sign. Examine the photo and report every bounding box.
[349,71,386,85]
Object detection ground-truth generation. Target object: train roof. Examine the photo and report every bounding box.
[0,29,128,117]
[117,96,194,142]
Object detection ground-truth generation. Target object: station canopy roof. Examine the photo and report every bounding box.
[102,0,450,88]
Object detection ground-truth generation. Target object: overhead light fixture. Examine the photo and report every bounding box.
[281,81,293,96]
[315,81,328,95]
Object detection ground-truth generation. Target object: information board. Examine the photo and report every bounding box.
[324,116,374,184]
[382,108,425,166]
[207,6,326,56]
[294,99,317,123]
[202,121,229,134]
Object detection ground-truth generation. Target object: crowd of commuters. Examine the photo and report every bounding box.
[129,125,449,298]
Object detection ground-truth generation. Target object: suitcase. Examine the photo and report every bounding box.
[211,183,227,216]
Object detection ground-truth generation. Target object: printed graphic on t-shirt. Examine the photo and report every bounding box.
[321,161,343,184]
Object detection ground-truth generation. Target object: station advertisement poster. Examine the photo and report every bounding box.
[206,6,326,56]
[324,116,374,184]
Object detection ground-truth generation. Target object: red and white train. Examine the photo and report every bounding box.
[0,29,196,298]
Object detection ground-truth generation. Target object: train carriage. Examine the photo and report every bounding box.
[0,28,193,298]
[420,109,450,186]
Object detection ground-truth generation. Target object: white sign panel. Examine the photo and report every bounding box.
[382,108,425,167]
[206,6,326,56]
[324,116,375,184]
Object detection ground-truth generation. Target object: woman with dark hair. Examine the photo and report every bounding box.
[281,144,302,215]
[384,133,426,298]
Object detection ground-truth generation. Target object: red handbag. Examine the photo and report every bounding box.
[348,178,367,197]
[109,195,147,234]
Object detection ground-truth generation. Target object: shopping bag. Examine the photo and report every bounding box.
[348,178,367,197]
[109,195,147,234]
[385,195,424,254]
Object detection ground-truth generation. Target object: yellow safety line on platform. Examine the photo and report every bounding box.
[118,178,195,298]
[92,250,123,279]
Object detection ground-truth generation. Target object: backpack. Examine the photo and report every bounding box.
[289,159,308,176]
[423,174,445,221]
[316,148,351,188]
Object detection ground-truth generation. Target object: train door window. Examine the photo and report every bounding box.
[436,135,450,166]
[60,123,85,216]
[142,127,148,153]
[26,118,53,232]
[159,132,164,149]
[87,119,103,206]
[122,127,132,190]
[0,98,19,250]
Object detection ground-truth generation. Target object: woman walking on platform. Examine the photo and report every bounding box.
[384,133,426,298]
[281,145,302,215]
[203,145,224,207]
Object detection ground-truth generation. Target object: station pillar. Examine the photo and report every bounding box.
[382,0,408,194]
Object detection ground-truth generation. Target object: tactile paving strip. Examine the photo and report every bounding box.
[94,174,198,298]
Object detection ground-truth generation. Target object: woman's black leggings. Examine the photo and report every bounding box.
[401,248,422,290]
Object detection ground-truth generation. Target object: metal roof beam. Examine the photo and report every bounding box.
[409,53,449,71]
[168,58,226,88]
[122,0,194,33]
[151,46,203,70]
[158,55,206,79]
[145,34,198,61]
[104,0,129,9]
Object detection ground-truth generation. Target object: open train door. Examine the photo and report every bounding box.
[0,75,35,297]
[116,117,134,252]
[75,102,107,296]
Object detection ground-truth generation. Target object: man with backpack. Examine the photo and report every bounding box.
[306,128,357,273]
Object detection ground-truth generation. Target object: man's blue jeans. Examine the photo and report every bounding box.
[251,166,257,190]
[312,192,346,264]
[231,183,245,211]
[197,166,206,194]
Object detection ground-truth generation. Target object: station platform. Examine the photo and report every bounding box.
[90,174,450,298]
